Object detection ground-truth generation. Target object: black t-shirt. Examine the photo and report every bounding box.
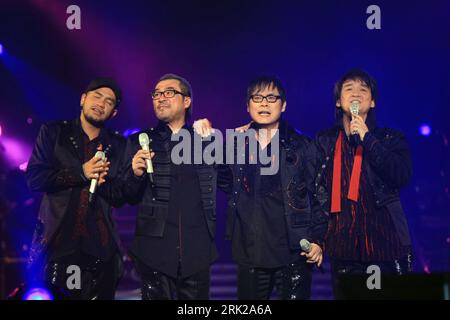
[232,139,298,268]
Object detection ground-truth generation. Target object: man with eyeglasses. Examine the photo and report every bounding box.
[193,76,327,300]
[24,78,126,299]
[124,73,226,300]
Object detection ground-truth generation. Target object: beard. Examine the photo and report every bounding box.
[82,107,107,128]
[85,114,106,128]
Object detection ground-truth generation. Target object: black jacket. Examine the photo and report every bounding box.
[122,122,227,274]
[225,121,328,251]
[313,126,413,246]
[25,118,126,281]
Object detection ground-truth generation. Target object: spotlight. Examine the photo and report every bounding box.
[0,43,3,55]
[23,287,53,300]
[0,124,2,137]
[419,124,431,136]
[19,161,28,171]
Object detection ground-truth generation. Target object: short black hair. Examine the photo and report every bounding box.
[334,69,378,103]
[246,75,286,104]
[158,73,193,119]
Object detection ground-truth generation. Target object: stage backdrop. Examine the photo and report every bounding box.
[0,0,449,299]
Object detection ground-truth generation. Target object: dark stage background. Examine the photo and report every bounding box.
[0,0,449,299]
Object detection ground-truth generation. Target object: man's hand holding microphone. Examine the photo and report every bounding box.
[82,147,110,202]
[300,239,324,268]
[132,149,155,177]
[132,133,155,179]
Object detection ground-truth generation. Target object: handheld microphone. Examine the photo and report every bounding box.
[300,239,312,252]
[138,132,154,183]
[350,100,361,145]
[300,239,324,273]
[350,100,360,117]
[89,150,106,202]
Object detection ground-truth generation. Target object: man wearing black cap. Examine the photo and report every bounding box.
[24,77,127,299]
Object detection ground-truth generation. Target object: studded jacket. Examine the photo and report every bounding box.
[313,126,413,247]
[25,118,126,280]
[121,121,227,241]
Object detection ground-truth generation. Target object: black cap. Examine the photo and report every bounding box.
[85,77,122,107]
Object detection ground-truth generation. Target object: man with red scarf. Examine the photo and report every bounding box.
[313,69,413,298]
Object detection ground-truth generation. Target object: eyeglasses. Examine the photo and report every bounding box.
[151,89,186,100]
[250,94,281,103]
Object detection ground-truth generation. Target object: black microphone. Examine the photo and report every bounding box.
[89,150,106,203]
[350,100,361,145]
[300,239,324,273]
[139,132,154,183]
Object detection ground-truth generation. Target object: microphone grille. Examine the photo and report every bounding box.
[350,101,360,115]
[94,151,105,161]
[300,239,311,252]
[139,132,149,147]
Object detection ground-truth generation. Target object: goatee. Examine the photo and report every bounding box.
[84,114,105,128]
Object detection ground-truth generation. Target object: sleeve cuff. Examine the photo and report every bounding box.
[126,171,146,188]
[362,131,378,151]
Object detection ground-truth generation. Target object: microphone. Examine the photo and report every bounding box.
[300,239,312,253]
[89,150,106,202]
[300,239,324,273]
[350,100,360,117]
[350,100,361,145]
[138,132,154,183]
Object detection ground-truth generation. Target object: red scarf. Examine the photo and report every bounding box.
[331,131,363,213]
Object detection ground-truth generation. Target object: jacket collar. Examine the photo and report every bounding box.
[65,117,113,160]
[249,119,293,149]
[155,120,191,139]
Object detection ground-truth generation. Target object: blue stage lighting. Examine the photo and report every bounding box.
[23,288,54,300]
[123,128,140,137]
[419,124,431,136]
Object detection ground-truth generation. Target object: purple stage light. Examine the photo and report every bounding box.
[0,43,3,55]
[0,124,2,137]
[419,124,431,136]
[1,137,33,168]
[23,288,53,300]
[19,161,28,171]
